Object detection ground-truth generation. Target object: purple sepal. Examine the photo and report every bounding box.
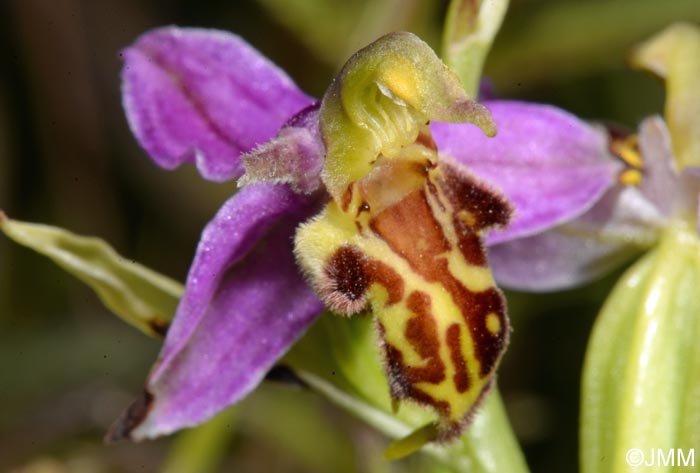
[432,100,620,244]
[121,27,313,181]
[490,185,663,291]
[109,183,324,440]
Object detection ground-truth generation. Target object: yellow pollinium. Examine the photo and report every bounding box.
[610,133,644,187]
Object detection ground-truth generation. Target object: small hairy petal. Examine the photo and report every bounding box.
[108,184,323,440]
[431,100,621,244]
[490,185,662,291]
[121,27,313,181]
[240,103,324,194]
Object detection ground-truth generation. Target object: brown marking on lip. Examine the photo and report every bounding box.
[404,291,446,384]
[446,323,470,393]
[426,180,446,212]
[340,184,354,212]
[383,342,450,417]
[452,215,486,266]
[368,257,405,306]
[466,288,508,375]
[325,245,371,305]
[104,389,154,443]
[436,162,512,231]
[323,244,405,313]
[370,189,452,271]
[370,184,508,377]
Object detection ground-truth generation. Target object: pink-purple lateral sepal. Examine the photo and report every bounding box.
[487,116,685,291]
[108,183,324,440]
[121,26,313,181]
[431,100,621,244]
[488,184,664,291]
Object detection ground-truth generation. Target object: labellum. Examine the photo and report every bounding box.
[294,32,512,440]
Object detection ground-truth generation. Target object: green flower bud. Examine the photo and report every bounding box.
[632,23,700,169]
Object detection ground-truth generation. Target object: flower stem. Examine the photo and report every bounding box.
[455,389,530,473]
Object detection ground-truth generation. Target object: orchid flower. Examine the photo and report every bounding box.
[479,24,700,298]
[108,26,619,443]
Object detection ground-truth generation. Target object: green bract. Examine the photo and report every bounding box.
[0,212,182,337]
[581,221,700,473]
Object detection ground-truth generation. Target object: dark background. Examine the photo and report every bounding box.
[1,1,698,471]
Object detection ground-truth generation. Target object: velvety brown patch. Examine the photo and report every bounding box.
[324,244,405,312]
[104,390,154,443]
[446,323,470,393]
[325,245,371,304]
[437,162,512,231]
[404,291,446,384]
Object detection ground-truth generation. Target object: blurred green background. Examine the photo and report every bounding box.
[1,0,698,471]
